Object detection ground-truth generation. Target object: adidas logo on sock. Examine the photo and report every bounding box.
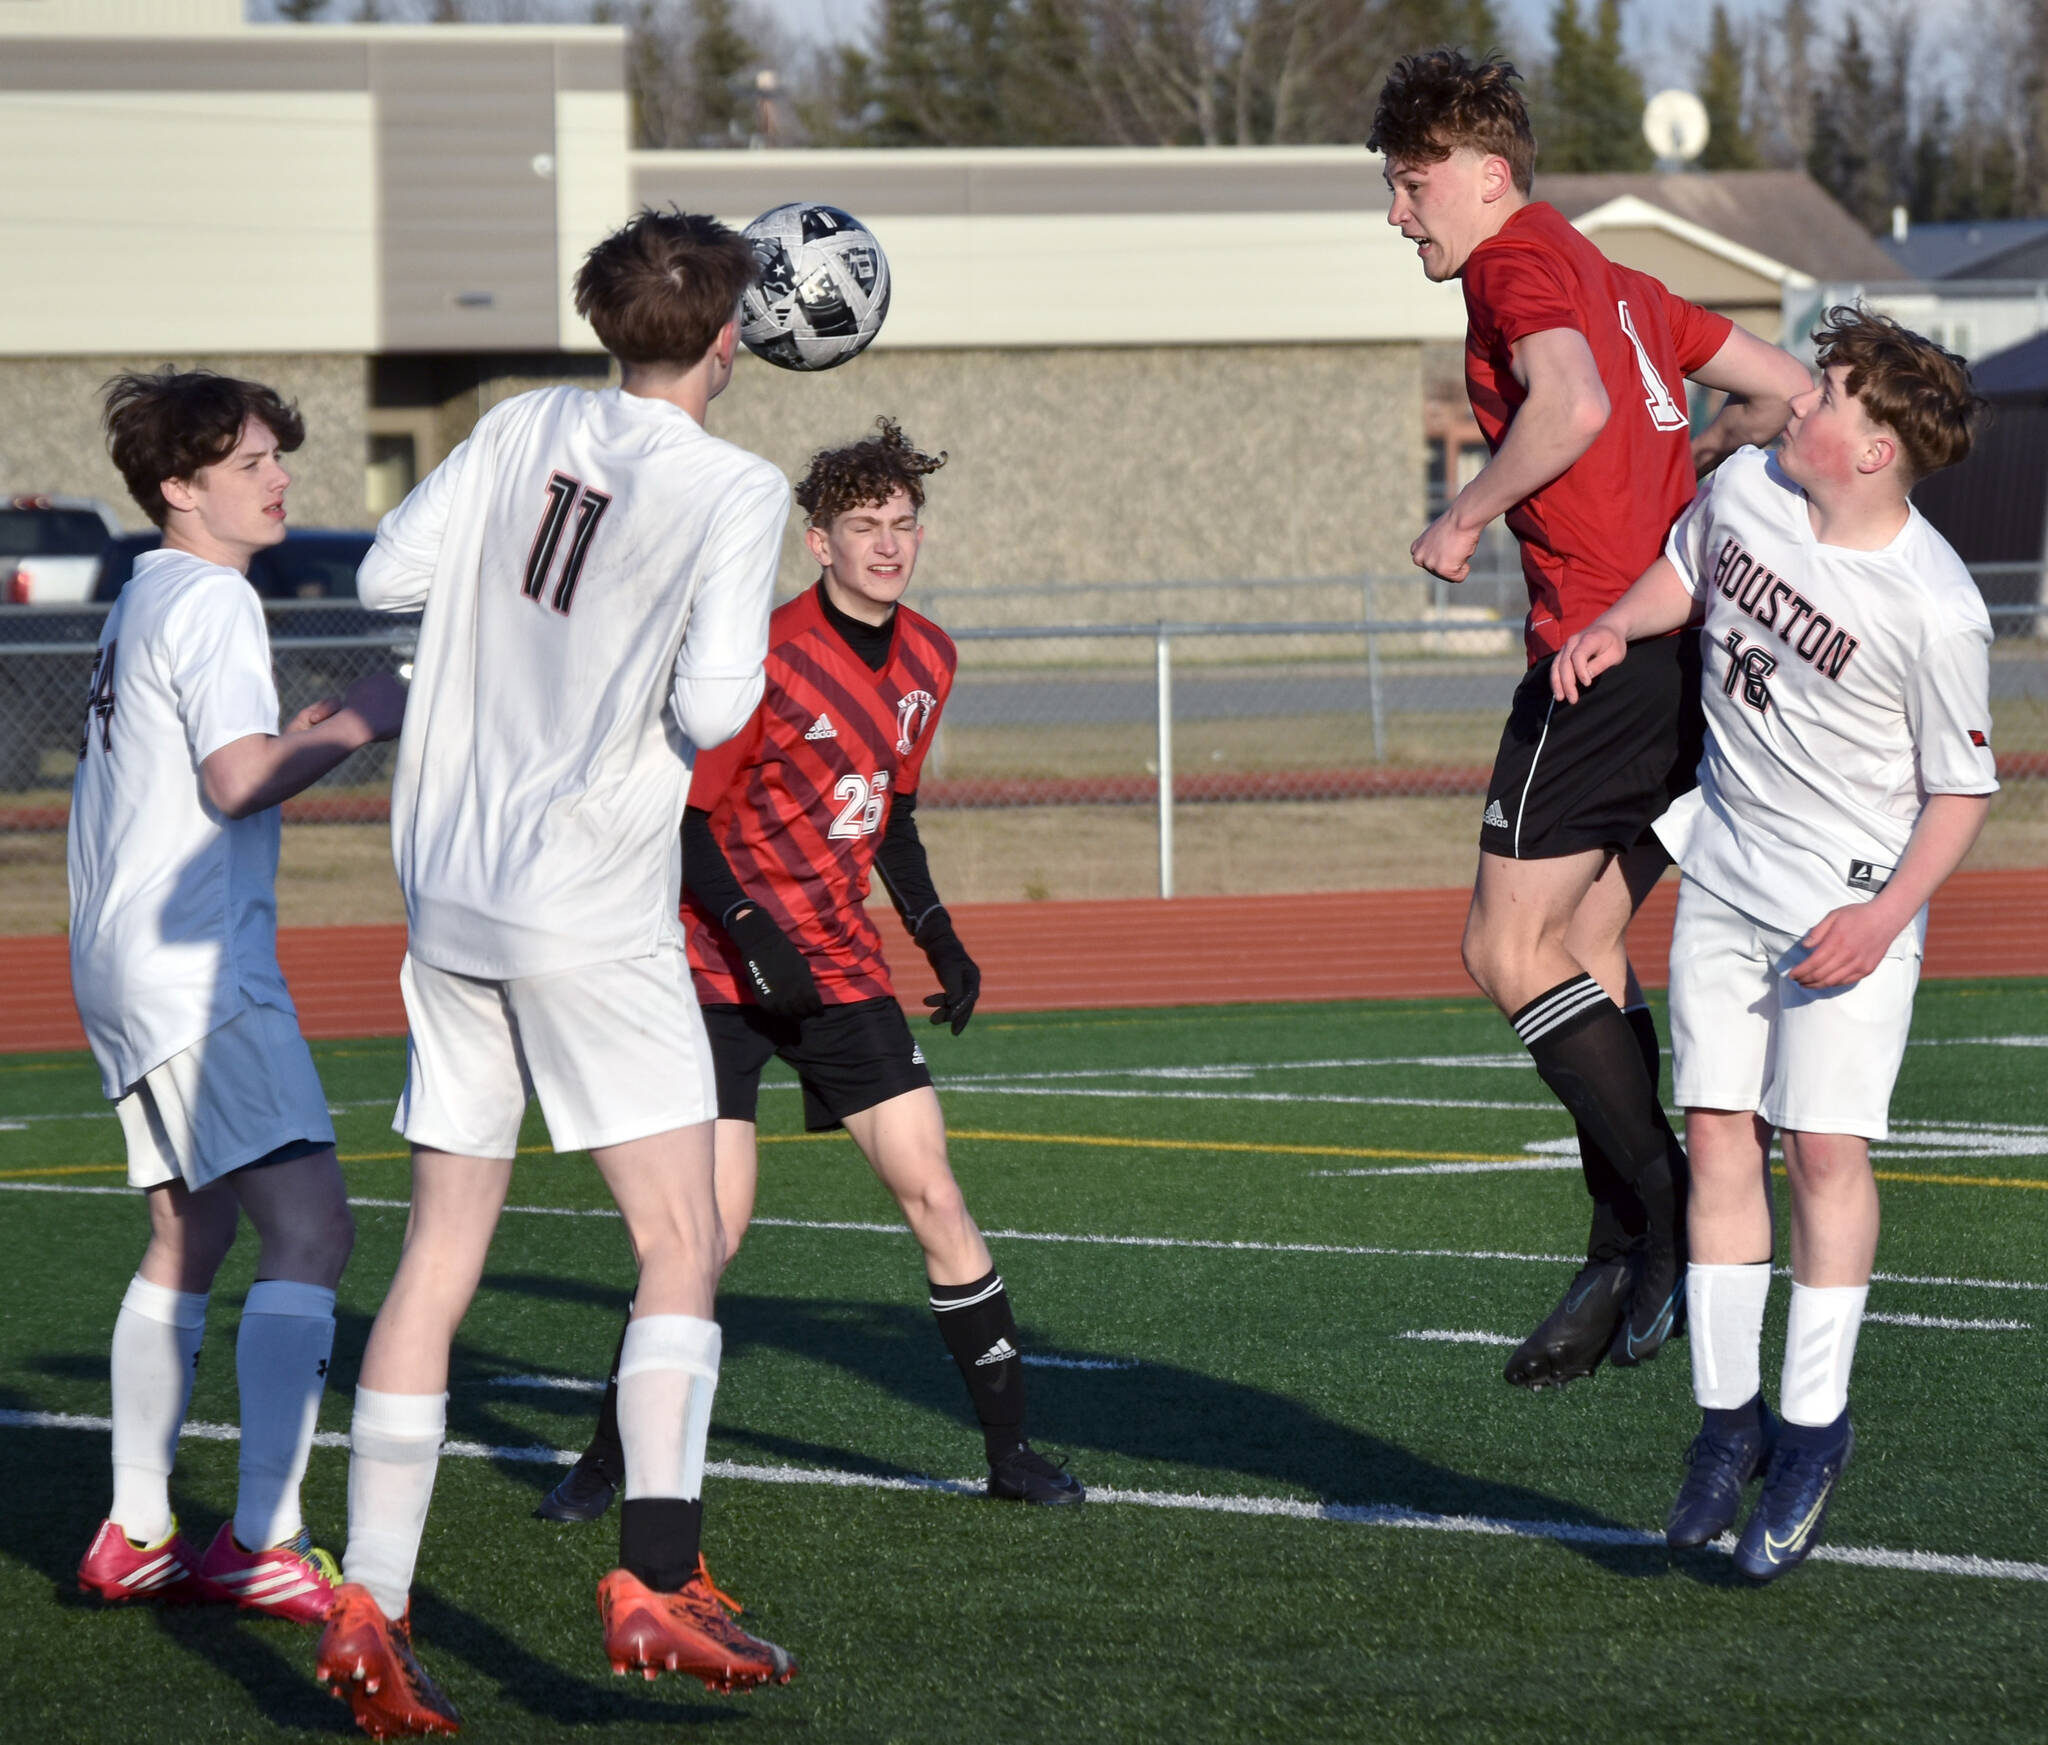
[1482,799,1509,829]
[975,1338,1017,1367]
[804,713,837,741]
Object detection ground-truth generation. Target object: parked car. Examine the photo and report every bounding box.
[0,529,392,793]
[0,496,123,604]
[93,528,376,601]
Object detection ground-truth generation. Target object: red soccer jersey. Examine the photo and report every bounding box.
[686,586,956,1005]
[1462,201,1734,663]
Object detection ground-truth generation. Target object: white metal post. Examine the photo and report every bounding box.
[1155,628,1174,899]
[1364,576,1385,762]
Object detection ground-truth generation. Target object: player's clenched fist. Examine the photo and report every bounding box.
[1790,903,1901,990]
[725,903,823,1019]
[1551,624,1627,704]
[339,669,409,742]
[1410,508,1480,583]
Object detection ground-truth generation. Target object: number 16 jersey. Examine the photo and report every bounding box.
[686,585,956,1005]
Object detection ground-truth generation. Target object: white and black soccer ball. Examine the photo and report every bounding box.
[739,203,890,372]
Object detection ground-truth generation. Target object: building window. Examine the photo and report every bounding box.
[366,433,417,519]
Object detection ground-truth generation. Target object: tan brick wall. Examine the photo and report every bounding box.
[444,343,1425,604]
[0,355,368,533]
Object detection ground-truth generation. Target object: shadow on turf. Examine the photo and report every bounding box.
[457,1283,1663,1576]
[0,1369,740,1733]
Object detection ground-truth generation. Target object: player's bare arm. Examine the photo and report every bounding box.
[1551,557,1694,703]
[1686,325,1814,477]
[200,670,406,819]
[1792,792,1992,989]
[1412,327,1609,582]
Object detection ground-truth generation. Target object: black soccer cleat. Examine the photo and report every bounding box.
[1503,1257,1632,1391]
[1733,1415,1854,1583]
[1666,1399,1778,1550]
[535,1451,621,1523]
[1609,1237,1687,1369]
[987,1441,1085,1506]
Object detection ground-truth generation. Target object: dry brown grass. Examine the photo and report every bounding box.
[4,791,2044,936]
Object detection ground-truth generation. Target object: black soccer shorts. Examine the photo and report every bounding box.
[1478,630,1704,861]
[701,996,933,1131]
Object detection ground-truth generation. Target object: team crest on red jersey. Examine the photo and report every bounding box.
[896,689,938,755]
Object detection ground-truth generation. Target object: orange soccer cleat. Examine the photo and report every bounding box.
[316,1582,463,1739]
[77,1516,217,1606]
[596,1558,797,1694]
[195,1522,340,1624]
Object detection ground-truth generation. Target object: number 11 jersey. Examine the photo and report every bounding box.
[686,584,956,1005]
[360,385,789,981]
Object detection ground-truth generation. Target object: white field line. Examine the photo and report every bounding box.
[0,1096,395,1129]
[7,1178,2048,1295]
[3,1407,2042,1585]
[1022,1355,1138,1371]
[489,1375,603,1394]
[1405,1317,2031,1342]
[1399,1330,1519,1347]
[1311,1160,1580,1178]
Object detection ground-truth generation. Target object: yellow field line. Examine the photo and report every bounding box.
[0,1163,124,1178]
[9,1140,2047,1193]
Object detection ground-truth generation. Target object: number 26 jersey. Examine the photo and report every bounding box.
[686,584,956,1005]
[1654,445,1998,941]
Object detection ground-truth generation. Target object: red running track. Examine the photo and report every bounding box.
[5,867,2047,1056]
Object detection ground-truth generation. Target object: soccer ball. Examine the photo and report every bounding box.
[739,203,890,372]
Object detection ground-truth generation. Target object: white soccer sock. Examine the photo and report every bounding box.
[344,1388,446,1622]
[109,1275,209,1544]
[1686,1262,1771,1410]
[616,1314,721,1502]
[232,1280,337,1550]
[1780,1282,1868,1427]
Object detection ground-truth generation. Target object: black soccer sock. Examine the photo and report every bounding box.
[1627,1000,1691,1255]
[929,1268,1027,1460]
[1511,976,1677,1238]
[583,1311,630,1483]
[1577,1002,1668,1262]
[619,1497,702,1593]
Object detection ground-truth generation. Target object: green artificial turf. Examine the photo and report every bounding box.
[2,983,2045,1742]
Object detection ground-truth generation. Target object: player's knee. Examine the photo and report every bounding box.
[1780,1133,1869,1194]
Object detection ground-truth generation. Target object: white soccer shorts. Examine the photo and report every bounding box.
[117,1002,336,1192]
[394,947,716,1157]
[1667,878,1921,1141]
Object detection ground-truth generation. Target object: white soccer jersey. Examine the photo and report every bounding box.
[68,549,293,1097]
[1654,445,1999,940]
[360,385,787,979]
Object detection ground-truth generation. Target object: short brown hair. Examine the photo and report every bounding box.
[101,368,305,528]
[573,208,759,367]
[795,418,948,527]
[1812,305,1983,481]
[1368,49,1536,195]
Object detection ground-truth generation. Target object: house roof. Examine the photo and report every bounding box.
[1881,219,2048,281]
[1538,171,1900,285]
[1967,327,2048,399]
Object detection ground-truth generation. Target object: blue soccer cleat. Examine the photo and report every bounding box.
[1733,1414,1854,1583]
[1666,1398,1778,1550]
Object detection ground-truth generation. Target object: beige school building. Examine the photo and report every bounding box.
[0,0,1896,597]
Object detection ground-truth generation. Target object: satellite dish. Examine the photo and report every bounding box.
[1643,88,1710,164]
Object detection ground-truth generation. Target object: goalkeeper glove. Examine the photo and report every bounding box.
[725,904,823,1019]
[916,910,980,1035]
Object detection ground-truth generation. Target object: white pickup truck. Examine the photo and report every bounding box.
[0,495,123,604]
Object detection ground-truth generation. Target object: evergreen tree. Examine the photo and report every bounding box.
[1807,18,1886,230]
[1750,0,1815,169]
[276,0,328,20]
[869,0,946,143]
[1540,0,1651,173]
[689,0,759,144]
[1697,4,1755,170]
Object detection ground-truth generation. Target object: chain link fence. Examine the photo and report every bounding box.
[5,573,2046,899]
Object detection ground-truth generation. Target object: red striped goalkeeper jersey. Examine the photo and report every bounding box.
[686,584,955,1004]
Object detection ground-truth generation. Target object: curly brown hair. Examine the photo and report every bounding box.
[1368,48,1535,194]
[1812,305,1983,481]
[101,368,305,528]
[794,417,948,526]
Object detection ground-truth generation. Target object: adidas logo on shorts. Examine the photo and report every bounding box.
[910,1043,926,1066]
[1482,799,1510,829]
[804,714,837,741]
